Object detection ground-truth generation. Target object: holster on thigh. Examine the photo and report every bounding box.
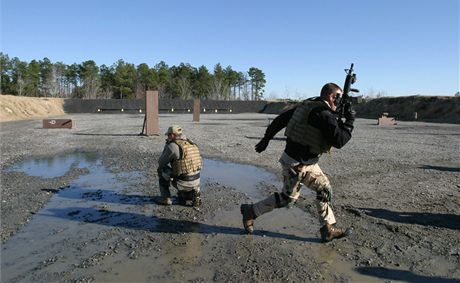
[282,166,305,201]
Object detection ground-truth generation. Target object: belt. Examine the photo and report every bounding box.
[178,172,200,181]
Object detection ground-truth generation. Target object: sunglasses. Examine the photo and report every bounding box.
[334,92,343,104]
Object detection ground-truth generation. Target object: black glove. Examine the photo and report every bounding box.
[344,102,356,124]
[255,137,270,153]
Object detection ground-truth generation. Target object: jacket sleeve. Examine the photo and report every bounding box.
[158,143,180,169]
[311,109,352,149]
[263,107,296,139]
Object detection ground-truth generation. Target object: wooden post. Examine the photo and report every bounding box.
[193,98,200,122]
[146,90,159,135]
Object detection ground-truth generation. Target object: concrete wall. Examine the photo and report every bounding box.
[63,99,267,114]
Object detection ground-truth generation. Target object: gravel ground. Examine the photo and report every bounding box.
[1,113,460,282]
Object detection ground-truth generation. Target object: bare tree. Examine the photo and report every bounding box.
[242,74,250,100]
[210,76,227,99]
[17,74,25,96]
[176,75,192,99]
[50,67,59,97]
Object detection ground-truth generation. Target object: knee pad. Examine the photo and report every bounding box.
[178,190,201,206]
[182,190,194,200]
[316,185,333,203]
[177,191,186,205]
[274,192,294,208]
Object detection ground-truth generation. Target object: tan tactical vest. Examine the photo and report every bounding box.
[171,139,203,176]
[284,100,332,154]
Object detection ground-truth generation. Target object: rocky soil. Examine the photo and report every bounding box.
[1,112,459,282]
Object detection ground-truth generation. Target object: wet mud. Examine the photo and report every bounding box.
[2,153,385,282]
[1,114,459,282]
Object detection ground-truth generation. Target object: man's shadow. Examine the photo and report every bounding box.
[245,136,286,141]
[73,133,141,137]
[44,188,215,207]
[44,187,159,205]
[360,207,460,230]
[46,207,320,243]
[356,266,459,283]
[419,165,460,173]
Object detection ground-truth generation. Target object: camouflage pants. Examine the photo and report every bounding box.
[252,152,336,226]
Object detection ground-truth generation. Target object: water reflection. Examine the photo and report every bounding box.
[202,159,280,199]
[7,151,98,178]
[1,154,308,282]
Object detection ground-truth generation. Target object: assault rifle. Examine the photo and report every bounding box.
[336,63,359,118]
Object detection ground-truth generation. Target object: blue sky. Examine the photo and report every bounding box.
[1,0,459,98]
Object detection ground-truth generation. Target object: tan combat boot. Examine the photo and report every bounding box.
[320,223,351,242]
[240,204,257,234]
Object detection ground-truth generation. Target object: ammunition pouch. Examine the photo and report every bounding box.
[178,190,201,206]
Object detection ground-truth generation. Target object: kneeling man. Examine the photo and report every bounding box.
[157,125,203,207]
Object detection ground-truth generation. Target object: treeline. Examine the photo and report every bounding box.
[0,53,266,100]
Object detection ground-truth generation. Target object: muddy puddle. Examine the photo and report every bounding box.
[2,153,383,282]
[6,151,99,178]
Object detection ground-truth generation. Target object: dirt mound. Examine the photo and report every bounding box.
[0,95,65,122]
[258,100,297,114]
[3,94,459,124]
[354,96,460,124]
[261,96,460,124]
